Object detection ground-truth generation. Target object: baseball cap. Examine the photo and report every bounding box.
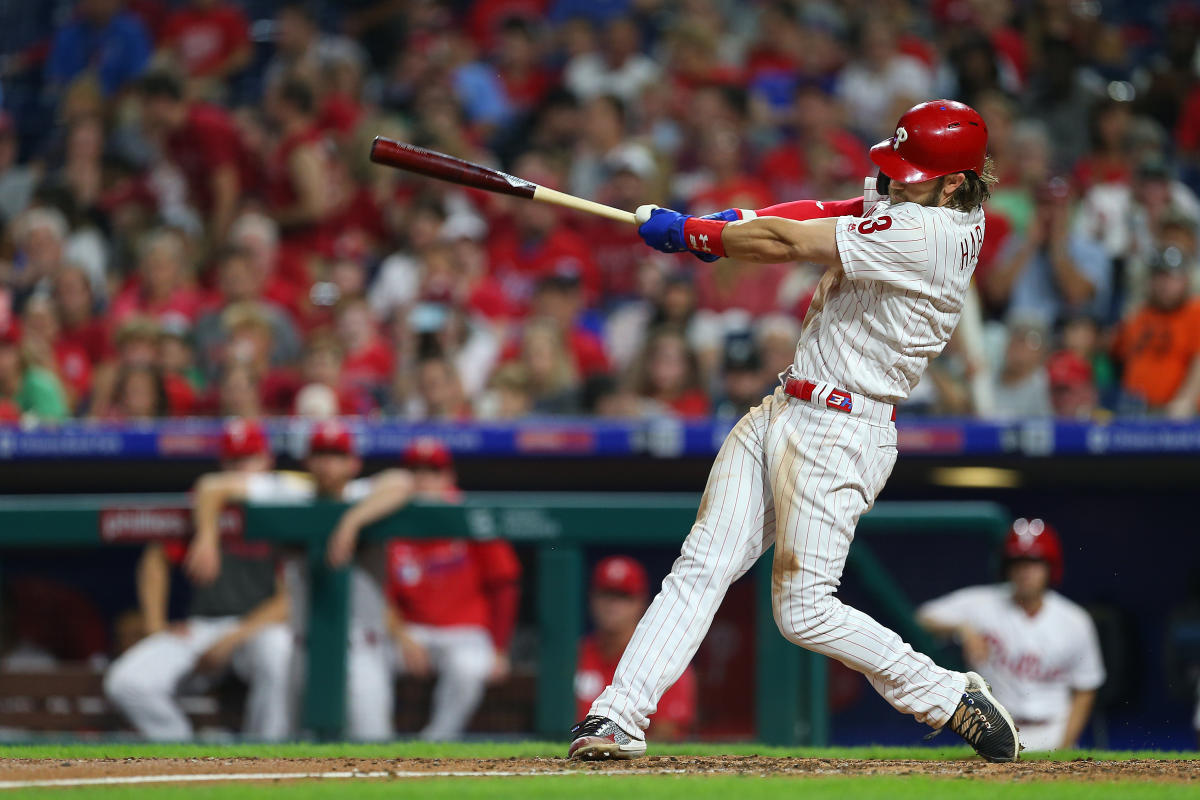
[1046,351,1092,390]
[402,437,452,470]
[219,418,269,461]
[592,556,649,597]
[723,331,762,372]
[308,419,355,456]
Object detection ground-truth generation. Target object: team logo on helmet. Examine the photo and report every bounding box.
[893,127,908,150]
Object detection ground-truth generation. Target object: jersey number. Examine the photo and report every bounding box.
[857,215,892,235]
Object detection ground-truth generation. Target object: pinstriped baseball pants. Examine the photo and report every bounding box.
[590,388,967,736]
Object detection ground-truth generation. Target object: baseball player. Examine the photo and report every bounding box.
[575,556,697,741]
[917,518,1105,751]
[333,439,522,741]
[569,100,1023,762]
[187,419,418,740]
[104,419,294,741]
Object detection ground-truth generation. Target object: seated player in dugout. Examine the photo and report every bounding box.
[575,557,697,741]
[358,439,522,741]
[105,419,294,741]
[917,519,1105,751]
[187,419,424,740]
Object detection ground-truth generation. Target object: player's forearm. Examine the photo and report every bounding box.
[192,473,247,547]
[722,217,839,265]
[228,590,289,646]
[136,543,170,634]
[341,470,416,531]
[1061,689,1095,748]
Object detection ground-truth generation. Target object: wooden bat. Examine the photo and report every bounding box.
[370,137,636,225]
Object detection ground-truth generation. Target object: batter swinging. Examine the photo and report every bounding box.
[569,100,1022,762]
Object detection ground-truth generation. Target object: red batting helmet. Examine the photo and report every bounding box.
[592,556,649,597]
[1002,518,1064,585]
[308,419,355,456]
[402,437,453,471]
[219,418,268,461]
[870,99,988,184]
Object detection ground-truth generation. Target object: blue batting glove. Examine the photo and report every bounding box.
[636,205,691,254]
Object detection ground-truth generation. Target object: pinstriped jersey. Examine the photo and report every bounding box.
[793,199,985,403]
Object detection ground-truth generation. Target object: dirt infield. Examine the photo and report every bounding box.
[3,756,1197,785]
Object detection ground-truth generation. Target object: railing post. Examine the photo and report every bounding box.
[535,543,583,738]
[755,557,803,745]
[302,537,350,740]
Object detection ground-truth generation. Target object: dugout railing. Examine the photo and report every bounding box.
[0,494,1010,744]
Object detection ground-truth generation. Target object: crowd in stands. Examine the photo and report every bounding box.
[1,0,1200,424]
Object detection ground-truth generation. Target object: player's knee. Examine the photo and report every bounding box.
[104,660,148,707]
[773,591,840,644]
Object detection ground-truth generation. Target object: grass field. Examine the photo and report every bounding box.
[1,742,1197,799]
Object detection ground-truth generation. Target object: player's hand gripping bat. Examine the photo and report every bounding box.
[369,137,637,225]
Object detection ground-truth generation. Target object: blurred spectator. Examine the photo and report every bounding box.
[606,266,698,373]
[265,77,333,260]
[0,113,37,224]
[109,363,170,419]
[1058,314,1116,406]
[478,362,533,419]
[156,0,251,97]
[1075,157,1200,309]
[632,327,710,418]
[987,323,1052,419]
[20,293,91,412]
[835,17,934,143]
[1022,37,1101,172]
[986,178,1112,327]
[563,17,659,105]
[494,18,554,115]
[1112,247,1200,418]
[52,264,112,367]
[410,355,473,420]
[519,272,609,377]
[335,296,393,393]
[139,70,250,247]
[194,246,302,381]
[574,556,696,741]
[110,229,204,326]
[514,318,581,414]
[0,321,70,423]
[1073,98,1135,191]
[487,154,600,312]
[2,207,77,313]
[45,0,152,99]
[714,331,769,418]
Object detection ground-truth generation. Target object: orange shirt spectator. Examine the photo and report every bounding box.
[1113,252,1200,411]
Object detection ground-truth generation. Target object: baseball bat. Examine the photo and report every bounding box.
[370,137,636,225]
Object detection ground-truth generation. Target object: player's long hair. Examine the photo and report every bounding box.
[946,155,998,212]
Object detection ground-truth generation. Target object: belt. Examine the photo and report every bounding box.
[783,378,896,424]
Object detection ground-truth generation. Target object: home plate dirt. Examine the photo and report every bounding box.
[1,757,1196,788]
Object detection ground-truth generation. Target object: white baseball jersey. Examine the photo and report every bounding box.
[918,584,1105,730]
[245,470,394,740]
[794,200,985,402]
[590,197,991,743]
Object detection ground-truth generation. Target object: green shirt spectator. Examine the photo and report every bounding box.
[0,325,70,423]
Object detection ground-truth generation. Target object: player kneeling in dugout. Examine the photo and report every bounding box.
[917,518,1106,751]
[574,556,696,741]
[105,419,294,741]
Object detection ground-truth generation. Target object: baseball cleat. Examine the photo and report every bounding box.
[941,671,1023,762]
[567,715,647,760]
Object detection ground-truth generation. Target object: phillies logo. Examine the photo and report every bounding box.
[689,233,711,253]
[826,389,853,413]
[893,127,908,150]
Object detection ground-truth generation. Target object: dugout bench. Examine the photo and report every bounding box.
[0,494,1010,744]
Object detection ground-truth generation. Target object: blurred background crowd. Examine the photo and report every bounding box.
[1,0,1200,424]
